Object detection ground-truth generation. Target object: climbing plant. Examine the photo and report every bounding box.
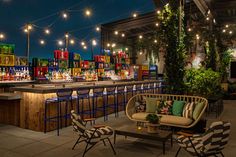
[159,1,187,94]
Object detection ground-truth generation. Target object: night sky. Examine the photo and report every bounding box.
[0,0,155,60]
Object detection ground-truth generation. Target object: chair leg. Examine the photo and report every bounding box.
[220,152,224,157]
[72,136,82,150]
[106,138,116,155]
[175,147,181,157]
[44,102,47,134]
[102,139,106,146]
[82,142,97,157]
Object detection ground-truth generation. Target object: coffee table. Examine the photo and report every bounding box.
[114,125,173,155]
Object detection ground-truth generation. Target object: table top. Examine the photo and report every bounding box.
[114,125,172,141]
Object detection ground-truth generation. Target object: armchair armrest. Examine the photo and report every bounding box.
[93,124,106,129]
[177,131,194,137]
[84,118,96,122]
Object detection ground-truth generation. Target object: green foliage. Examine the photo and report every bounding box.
[219,49,233,82]
[185,68,221,98]
[146,114,160,124]
[159,2,186,94]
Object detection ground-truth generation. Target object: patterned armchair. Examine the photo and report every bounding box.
[175,121,231,157]
[71,110,116,157]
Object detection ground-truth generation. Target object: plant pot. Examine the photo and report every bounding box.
[147,123,159,133]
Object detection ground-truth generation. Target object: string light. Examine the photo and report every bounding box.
[121,33,125,37]
[222,29,226,33]
[112,43,116,48]
[85,9,91,16]
[92,39,97,46]
[107,43,110,47]
[81,41,85,46]
[62,12,68,19]
[229,31,233,35]
[70,39,75,45]
[139,52,143,55]
[206,17,209,21]
[225,24,229,28]
[154,39,157,43]
[24,29,28,33]
[139,35,143,39]
[156,10,161,14]
[44,29,50,35]
[58,40,63,46]
[114,31,119,35]
[40,40,45,45]
[96,26,100,32]
[83,45,87,49]
[0,33,5,40]
[188,28,192,32]
[27,24,33,30]
[155,23,159,27]
[196,34,200,40]
[125,48,128,51]
[133,13,137,18]
[65,33,69,38]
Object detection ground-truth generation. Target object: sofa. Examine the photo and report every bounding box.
[126,94,208,128]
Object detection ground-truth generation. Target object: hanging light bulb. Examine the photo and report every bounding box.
[154,39,157,43]
[65,33,69,38]
[114,31,119,35]
[121,33,125,37]
[96,26,100,32]
[206,17,210,21]
[44,29,50,35]
[0,33,5,39]
[133,13,137,18]
[139,35,143,39]
[225,24,229,28]
[107,43,110,47]
[229,31,233,35]
[62,12,68,19]
[40,40,45,45]
[156,10,161,14]
[24,29,28,33]
[92,39,97,46]
[112,43,116,47]
[155,23,159,27]
[188,28,192,32]
[85,9,91,16]
[27,24,33,30]
[125,48,128,51]
[70,39,75,45]
[222,29,226,33]
[83,45,87,49]
[81,41,85,46]
[196,34,200,40]
[58,40,63,46]
[139,52,143,55]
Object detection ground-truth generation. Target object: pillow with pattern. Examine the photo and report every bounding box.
[158,100,173,115]
[182,102,195,119]
[135,97,146,112]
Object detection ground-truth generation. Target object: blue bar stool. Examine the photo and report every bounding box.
[116,86,126,116]
[93,87,105,121]
[125,85,134,105]
[76,89,93,120]
[104,86,117,120]
[135,84,143,95]
[44,89,73,136]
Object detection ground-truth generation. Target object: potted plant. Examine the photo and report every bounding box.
[146,114,161,133]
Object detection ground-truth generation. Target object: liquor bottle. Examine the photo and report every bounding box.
[0,68,2,81]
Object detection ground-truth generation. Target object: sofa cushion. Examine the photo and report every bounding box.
[145,97,160,113]
[132,113,193,126]
[193,102,204,120]
[159,115,193,126]
[172,100,185,116]
[158,100,173,115]
[182,102,195,119]
[132,112,150,121]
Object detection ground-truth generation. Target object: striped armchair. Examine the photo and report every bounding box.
[71,110,116,157]
[175,121,231,157]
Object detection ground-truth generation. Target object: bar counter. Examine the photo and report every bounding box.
[10,80,161,132]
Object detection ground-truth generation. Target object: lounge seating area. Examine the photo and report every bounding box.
[126,94,208,128]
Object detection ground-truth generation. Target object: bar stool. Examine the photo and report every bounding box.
[116,86,126,116]
[76,89,93,120]
[93,87,105,121]
[104,86,117,120]
[143,83,150,93]
[149,82,156,93]
[44,89,73,136]
[135,84,143,95]
[125,85,134,104]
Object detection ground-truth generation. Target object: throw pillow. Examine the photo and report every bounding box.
[172,100,185,116]
[145,97,159,113]
[193,102,204,120]
[182,102,195,119]
[158,100,173,115]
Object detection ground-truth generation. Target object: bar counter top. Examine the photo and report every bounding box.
[10,80,161,94]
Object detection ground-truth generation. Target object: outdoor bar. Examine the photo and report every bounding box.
[0,0,236,157]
